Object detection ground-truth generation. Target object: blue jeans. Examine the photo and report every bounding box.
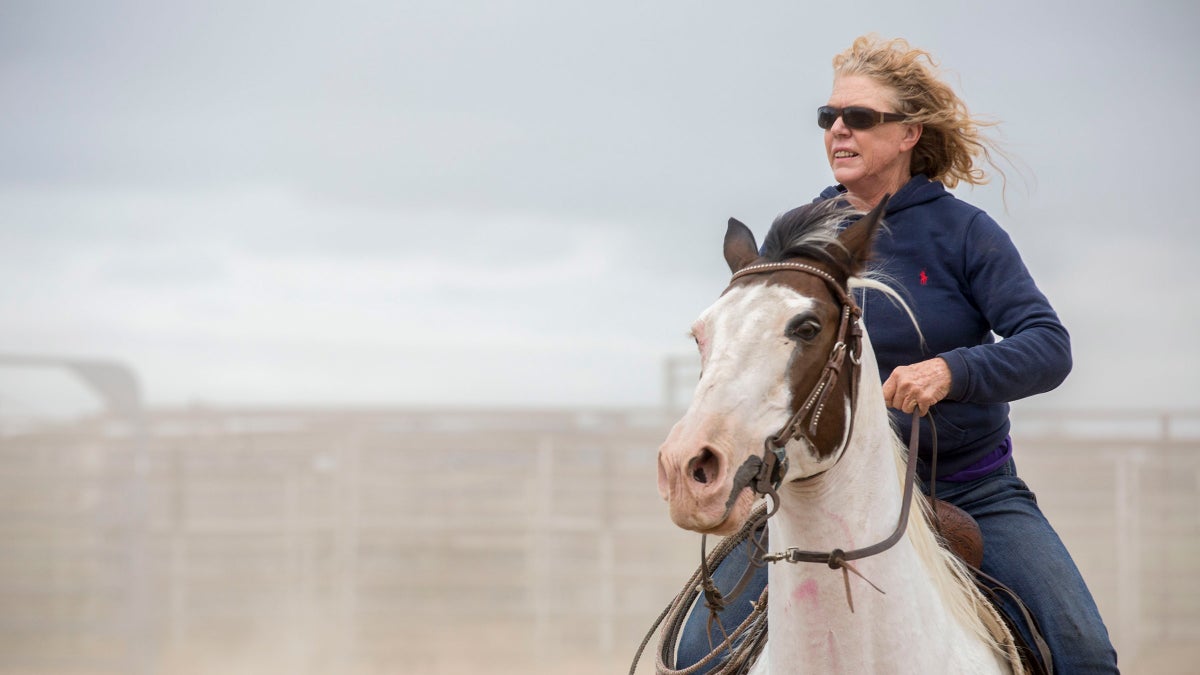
[676,460,1119,673]
[933,459,1118,673]
[675,534,769,673]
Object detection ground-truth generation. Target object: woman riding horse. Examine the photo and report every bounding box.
[673,35,1117,674]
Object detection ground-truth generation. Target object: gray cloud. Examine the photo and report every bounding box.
[1,0,1198,410]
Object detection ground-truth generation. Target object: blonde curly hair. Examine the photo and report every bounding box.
[833,35,1005,189]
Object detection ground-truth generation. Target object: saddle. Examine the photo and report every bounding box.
[928,497,1053,675]
[927,496,983,568]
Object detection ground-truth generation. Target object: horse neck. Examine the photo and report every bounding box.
[763,344,1004,673]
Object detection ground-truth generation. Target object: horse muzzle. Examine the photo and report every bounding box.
[657,441,752,536]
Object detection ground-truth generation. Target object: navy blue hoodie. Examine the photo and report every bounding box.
[817,176,1072,480]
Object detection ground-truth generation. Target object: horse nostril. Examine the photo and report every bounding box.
[688,447,718,485]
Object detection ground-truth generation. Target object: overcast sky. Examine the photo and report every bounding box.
[1,0,1198,414]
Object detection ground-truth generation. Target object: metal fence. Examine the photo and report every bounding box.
[0,401,1197,674]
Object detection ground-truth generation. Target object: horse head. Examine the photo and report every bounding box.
[656,198,886,535]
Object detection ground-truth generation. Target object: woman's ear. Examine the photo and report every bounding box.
[900,122,923,152]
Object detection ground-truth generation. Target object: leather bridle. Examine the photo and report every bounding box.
[707,260,924,620]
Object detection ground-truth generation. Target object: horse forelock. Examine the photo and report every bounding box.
[760,199,861,277]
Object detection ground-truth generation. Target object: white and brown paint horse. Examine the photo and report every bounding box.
[655,199,1018,674]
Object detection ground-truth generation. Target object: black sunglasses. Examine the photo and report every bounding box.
[817,106,908,130]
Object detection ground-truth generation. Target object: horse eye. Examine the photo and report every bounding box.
[786,314,821,341]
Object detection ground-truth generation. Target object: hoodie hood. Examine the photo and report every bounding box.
[817,174,951,216]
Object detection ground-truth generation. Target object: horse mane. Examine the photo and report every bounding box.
[891,438,1021,665]
[762,199,927,348]
[850,279,1016,664]
[760,199,855,270]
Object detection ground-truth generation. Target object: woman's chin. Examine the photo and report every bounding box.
[832,166,864,188]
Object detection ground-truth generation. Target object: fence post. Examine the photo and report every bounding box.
[532,436,555,664]
[1113,447,1145,665]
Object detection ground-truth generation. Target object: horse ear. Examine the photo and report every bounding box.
[837,194,889,274]
[724,218,759,273]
